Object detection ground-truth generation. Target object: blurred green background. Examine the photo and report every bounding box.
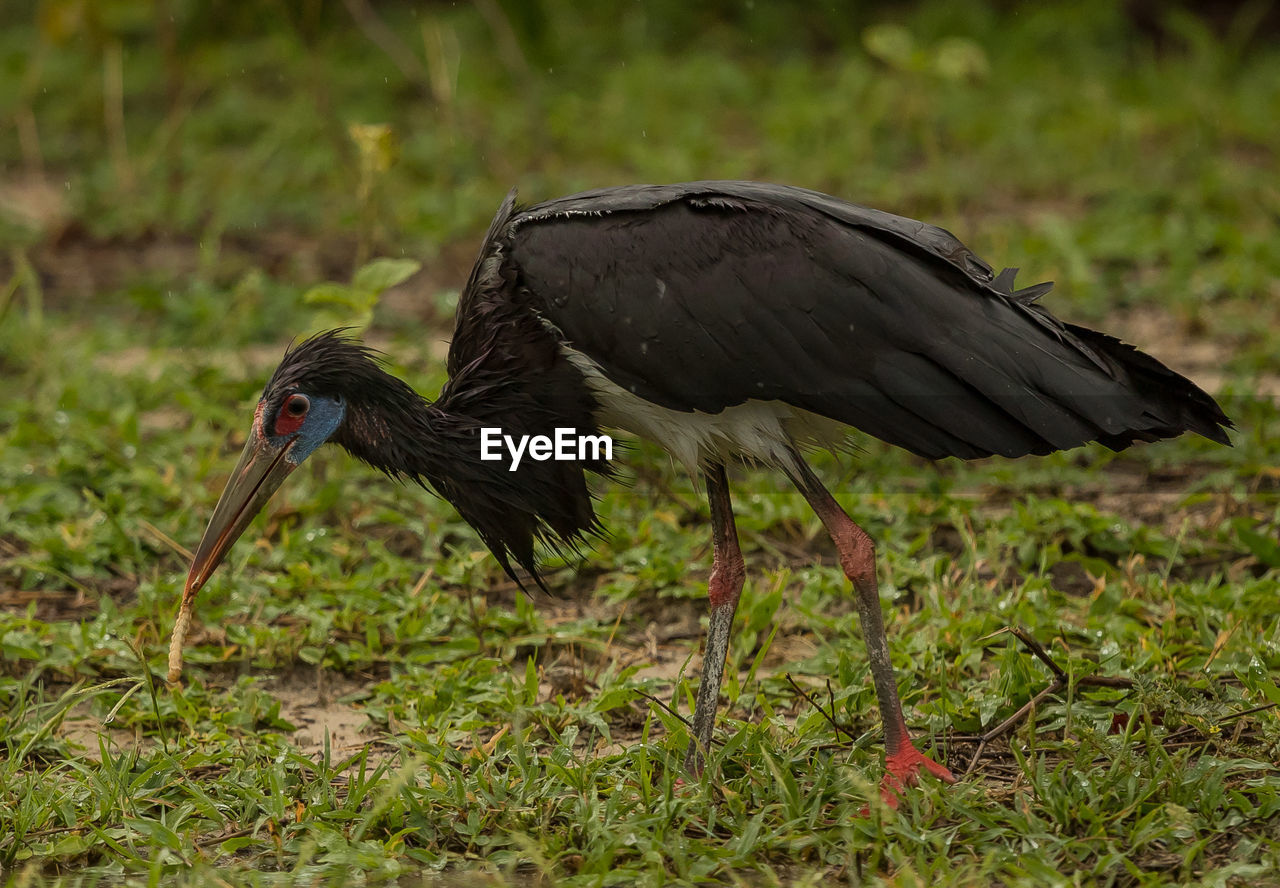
[1,1,1279,885]
[3,0,1278,331]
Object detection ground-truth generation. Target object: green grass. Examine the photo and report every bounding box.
[2,1,1279,885]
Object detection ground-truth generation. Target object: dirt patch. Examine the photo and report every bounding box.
[0,584,107,623]
[60,715,142,760]
[1,174,477,334]
[265,667,379,758]
[12,222,358,310]
[1106,305,1280,398]
[54,668,384,762]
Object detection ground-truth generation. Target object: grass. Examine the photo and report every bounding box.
[2,1,1279,885]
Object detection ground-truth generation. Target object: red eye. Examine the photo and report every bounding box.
[274,394,309,436]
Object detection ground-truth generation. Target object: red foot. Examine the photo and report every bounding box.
[862,744,956,814]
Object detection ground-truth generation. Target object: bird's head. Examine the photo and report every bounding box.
[185,331,388,597]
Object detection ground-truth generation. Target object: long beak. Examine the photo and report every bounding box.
[185,431,299,598]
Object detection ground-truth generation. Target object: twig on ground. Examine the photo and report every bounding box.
[636,690,697,732]
[964,625,1136,777]
[1220,702,1278,723]
[1009,626,1068,684]
[785,673,859,744]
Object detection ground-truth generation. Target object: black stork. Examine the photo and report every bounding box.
[173,181,1231,806]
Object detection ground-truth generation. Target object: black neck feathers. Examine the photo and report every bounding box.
[267,330,607,588]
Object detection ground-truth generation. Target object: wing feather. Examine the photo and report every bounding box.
[500,182,1230,459]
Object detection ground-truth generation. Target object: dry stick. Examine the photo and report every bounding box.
[103,40,135,192]
[341,0,433,98]
[138,519,194,562]
[471,0,532,79]
[636,690,696,732]
[195,827,254,850]
[786,673,859,744]
[1221,702,1279,723]
[826,678,848,741]
[964,681,1061,777]
[1009,626,1068,684]
[964,625,1136,777]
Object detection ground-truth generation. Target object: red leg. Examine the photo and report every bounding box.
[683,462,746,775]
[784,450,955,808]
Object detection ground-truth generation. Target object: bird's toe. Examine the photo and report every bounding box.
[876,744,955,810]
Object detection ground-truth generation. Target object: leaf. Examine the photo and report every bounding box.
[1261,681,1280,707]
[349,123,397,175]
[353,258,421,295]
[303,282,363,310]
[298,645,324,665]
[1235,520,1280,568]
[933,37,989,82]
[525,655,538,705]
[862,24,917,71]
[593,687,635,711]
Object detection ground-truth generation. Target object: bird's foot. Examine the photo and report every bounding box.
[864,744,956,813]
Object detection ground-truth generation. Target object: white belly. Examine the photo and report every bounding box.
[561,347,847,471]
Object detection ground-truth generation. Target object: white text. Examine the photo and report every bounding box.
[480,428,613,471]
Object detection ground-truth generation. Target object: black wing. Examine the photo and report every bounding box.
[438,189,608,586]
[502,181,1230,460]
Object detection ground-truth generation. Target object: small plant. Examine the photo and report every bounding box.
[302,257,421,333]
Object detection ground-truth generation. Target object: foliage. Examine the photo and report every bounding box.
[304,258,423,333]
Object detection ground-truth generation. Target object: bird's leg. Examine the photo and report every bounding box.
[784,450,955,807]
[683,462,745,776]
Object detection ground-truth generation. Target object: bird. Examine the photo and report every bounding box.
[176,180,1232,807]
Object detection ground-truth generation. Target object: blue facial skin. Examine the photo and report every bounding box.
[280,394,345,464]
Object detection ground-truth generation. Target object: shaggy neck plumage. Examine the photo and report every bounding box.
[330,368,448,487]
[272,330,606,586]
[331,361,602,587]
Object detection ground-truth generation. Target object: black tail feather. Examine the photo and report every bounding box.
[1063,323,1233,448]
